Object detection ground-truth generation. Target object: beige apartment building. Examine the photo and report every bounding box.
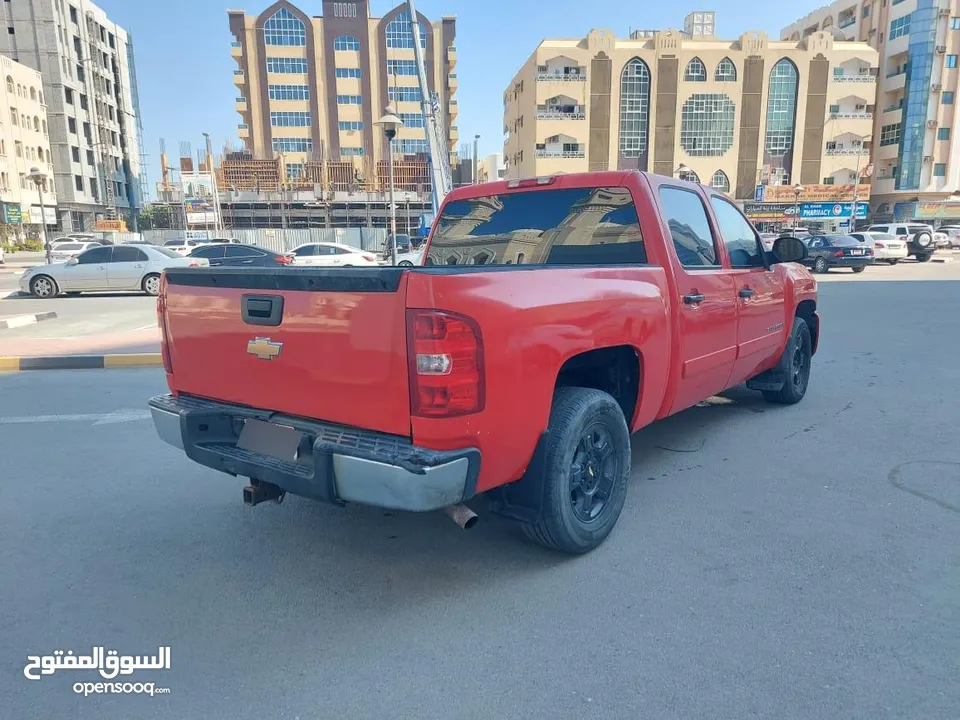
[503,22,879,223]
[229,0,457,186]
[783,0,960,221]
[0,54,56,233]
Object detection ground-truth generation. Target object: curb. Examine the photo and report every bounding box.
[0,311,57,329]
[0,353,163,372]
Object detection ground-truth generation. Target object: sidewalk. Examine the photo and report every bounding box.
[0,251,45,273]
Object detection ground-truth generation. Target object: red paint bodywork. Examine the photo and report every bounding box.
[161,171,818,495]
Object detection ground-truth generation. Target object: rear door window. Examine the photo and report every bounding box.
[293,245,317,257]
[710,195,763,268]
[112,246,148,262]
[426,186,647,266]
[657,186,718,267]
[225,245,258,258]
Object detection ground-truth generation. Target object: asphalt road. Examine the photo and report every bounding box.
[1,275,959,719]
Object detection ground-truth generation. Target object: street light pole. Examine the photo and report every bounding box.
[793,183,803,231]
[473,134,480,184]
[27,166,50,264]
[376,109,404,266]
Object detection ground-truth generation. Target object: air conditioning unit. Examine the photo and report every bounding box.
[939,8,950,16]
[936,45,947,54]
[928,120,939,128]
[924,155,934,162]
[932,84,942,92]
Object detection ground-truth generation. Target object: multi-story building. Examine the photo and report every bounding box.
[229,0,457,189]
[0,54,56,231]
[476,152,505,183]
[503,24,878,225]
[782,0,960,222]
[0,0,144,232]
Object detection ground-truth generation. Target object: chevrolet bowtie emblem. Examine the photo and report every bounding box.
[247,337,283,361]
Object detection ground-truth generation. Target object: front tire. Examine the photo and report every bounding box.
[142,273,161,296]
[888,259,899,265]
[762,318,812,405]
[813,256,828,273]
[520,387,631,554]
[30,275,58,298]
[398,260,414,267]
[915,253,932,263]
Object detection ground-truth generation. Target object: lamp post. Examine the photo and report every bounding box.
[793,183,803,230]
[376,109,404,266]
[473,134,480,184]
[27,166,50,265]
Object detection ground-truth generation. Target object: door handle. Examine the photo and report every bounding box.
[242,294,284,327]
[683,293,705,305]
[739,287,755,298]
[134,264,143,269]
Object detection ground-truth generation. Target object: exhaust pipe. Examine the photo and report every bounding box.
[243,480,285,506]
[443,504,478,530]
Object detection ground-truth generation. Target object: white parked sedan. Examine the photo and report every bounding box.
[19,244,208,298]
[289,242,379,267]
[163,239,205,256]
[49,241,101,263]
[850,232,909,264]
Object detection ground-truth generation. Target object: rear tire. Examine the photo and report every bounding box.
[888,259,899,265]
[852,266,866,273]
[398,260,414,267]
[813,256,828,273]
[916,253,932,263]
[142,273,161,296]
[762,318,812,405]
[520,387,631,554]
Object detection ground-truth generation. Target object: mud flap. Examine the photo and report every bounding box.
[487,431,550,524]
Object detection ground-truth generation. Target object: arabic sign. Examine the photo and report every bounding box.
[28,206,58,225]
[763,184,872,203]
[800,202,869,220]
[24,646,170,681]
[95,219,128,232]
[744,203,798,220]
[914,202,960,220]
[181,172,218,225]
[3,203,22,224]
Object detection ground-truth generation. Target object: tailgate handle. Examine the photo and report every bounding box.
[242,294,284,327]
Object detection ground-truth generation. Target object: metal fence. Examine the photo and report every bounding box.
[138,228,389,253]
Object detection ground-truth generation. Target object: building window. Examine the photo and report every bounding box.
[386,59,418,76]
[64,86,74,104]
[4,75,12,93]
[398,113,425,128]
[42,119,47,134]
[14,141,21,157]
[822,177,835,184]
[863,4,871,17]
[71,146,80,162]
[388,86,422,102]
[879,122,901,146]
[266,57,308,74]
[338,121,363,131]
[938,127,951,140]
[336,94,362,104]
[86,149,94,165]
[268,84,310,101]
[341,147,364,156]
[680,93,735,156]
[392,139,429,154]
[272,137,313,153]
[264,8,306,46]
[684,57,707,82]
[286,163,305,179]
[79,93,87,110]
[934,163,946,177]
[951,18,960,30]
[335,67,362,78]
[618,58,651,163]
[386,10,427,49]
[944,91,955,104]
[710,169,730,192]
[332,3,358,18]
[764,58,799,161]
[74,174,83,191]
[714,58,737,82]
[270,111,312,127]
[333,35,360,51]
[8,108,16,126]
[947,55,959,69]
[76,64,84,82]
[889,15,911,40]
[29,86,36,101]
[67,117,77,134]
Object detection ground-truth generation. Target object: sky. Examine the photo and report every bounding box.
[93,0,809,197]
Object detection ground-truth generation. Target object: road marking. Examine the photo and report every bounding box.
[131,324,158,331]
[0,409,152,425]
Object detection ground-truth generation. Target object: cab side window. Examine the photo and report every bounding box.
[77,246,112,264]
[658,186,718,267]
[710,196,764,268]
[292,245,316,257]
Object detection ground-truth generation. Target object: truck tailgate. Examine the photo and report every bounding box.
[161,267,412,437]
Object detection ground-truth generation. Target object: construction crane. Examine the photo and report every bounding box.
[406,0,451,232]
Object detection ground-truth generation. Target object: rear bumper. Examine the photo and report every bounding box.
[149,393,480,512]
[827,256,873,267]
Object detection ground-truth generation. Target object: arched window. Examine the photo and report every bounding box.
[10,108,18,126]
[16,84,22,97]
[29,86,36,101]
[333,35,360,50]
[263,8,306,46]
[678,168,700,183]
[38,90,43,104]
[764,59,799,166]
[41,119,47,134]
[715,58,737,82]
[4,76,12,93]
[44,149,50,164]
[684,57,707,82]
[710,170,730,192]
[680,94,736,156]
[37,145,43,159]
[618,58,651,164]
[386,10,427,49]
[33,116,40,131]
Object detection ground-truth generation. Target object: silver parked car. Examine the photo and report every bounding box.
[19,244,209,298]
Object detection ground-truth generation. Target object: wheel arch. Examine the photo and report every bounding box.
[796,298,818,355]
[553,344,643,428]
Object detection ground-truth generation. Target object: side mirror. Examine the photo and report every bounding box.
[770,236,808,264]
[66,257,79,266]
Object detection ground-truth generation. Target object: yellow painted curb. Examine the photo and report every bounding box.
[102,354,164,368]
[0,357,20,372]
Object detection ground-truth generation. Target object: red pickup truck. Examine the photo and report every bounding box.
[150,171,818,554]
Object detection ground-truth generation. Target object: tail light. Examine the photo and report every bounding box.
[157,289,173,374]
[865,248,873,255]
[875,242,885,248]
[406,309,484,418]
[274,254,293,264]
[834,250,845,257]
[898,234,909,240]
[362,253,376,262]
[187,260,203,268]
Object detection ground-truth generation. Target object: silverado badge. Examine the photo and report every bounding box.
[247,337,283,361]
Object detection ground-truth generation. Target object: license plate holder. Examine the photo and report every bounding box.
[850,249,863,255]
[238,419,303,461]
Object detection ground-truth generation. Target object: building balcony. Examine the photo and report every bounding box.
[231,41,242,58]
[238,124,249,139]
[535,149,585,158]
[447,46,457,68]
[872,177,896,195]
[875,142,899,160]
[537,72,586,82]
[448,73,458,90]
[838,16,856,29]
[830,112,873,120]
[882,104,903,116]
[536,106,586,120]
[449,125,459,142]
[833,72,876,83]
[233,69,245,85]
[885,67,907,92]
[825,147,870,156]
[235,96,247,111]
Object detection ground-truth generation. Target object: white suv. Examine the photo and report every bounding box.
[866,223,936,262]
